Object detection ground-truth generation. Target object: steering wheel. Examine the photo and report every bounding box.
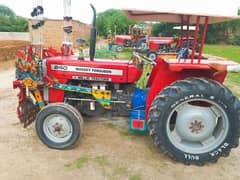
[132,52,156,66]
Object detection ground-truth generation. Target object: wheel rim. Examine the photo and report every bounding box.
[117,46,123,52]
[166,99,229,154]
[148,53,157,61]
[43,114,73,143]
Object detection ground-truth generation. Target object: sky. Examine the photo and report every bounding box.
[0,0,240,24]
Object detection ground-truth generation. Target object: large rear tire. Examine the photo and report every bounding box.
[36,103,83,149]
[148,78,240,165]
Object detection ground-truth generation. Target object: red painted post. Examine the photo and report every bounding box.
[186,16,190,49]
[180,16,183,41]
[198,17,209,62]
[191,16,200,62]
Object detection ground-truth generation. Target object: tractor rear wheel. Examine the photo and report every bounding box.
[36,103,83,149]
[148,78,240,165]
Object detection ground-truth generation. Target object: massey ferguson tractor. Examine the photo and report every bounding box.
[137,26,201,61]
[114,24,149,52]
[13,2,240,166]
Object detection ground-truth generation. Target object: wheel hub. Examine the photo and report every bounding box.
[149,53,156,60]
[189,120,205,134]
[43,114,73,143]
[53,123,63,133]
[175,104,217,142]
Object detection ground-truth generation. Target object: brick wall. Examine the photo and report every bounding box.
[29,19,90,49]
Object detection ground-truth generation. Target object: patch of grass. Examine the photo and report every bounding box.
[104,122,118,129]
[65,154,142,179]
[95,47,118,59]
[104,121,147,138]
[119,129,146,138]
[113,165,129,177]
[95,46,132,60]
[204,44,240,63]
[226,73,240,84]
[64,155,90,169]
[94,155,110,167]
[204,44,240,85]
[129,175,142,180]
[117,48,132,60]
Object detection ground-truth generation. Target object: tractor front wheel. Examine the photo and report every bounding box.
[116,45,124,52]
[36,103,83,149]
[147,50,158,61]
[148,78,240,165]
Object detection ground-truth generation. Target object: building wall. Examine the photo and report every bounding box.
[0,32,30,41]
[29,19,90,49]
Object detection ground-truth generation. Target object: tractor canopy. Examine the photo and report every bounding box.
[122,0,239,24]
[123,1,240,68]
[124,10,239,24]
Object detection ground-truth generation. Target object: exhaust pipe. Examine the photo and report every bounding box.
[89,4,96,61]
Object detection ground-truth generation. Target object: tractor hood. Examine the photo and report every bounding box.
[122,0,239,24]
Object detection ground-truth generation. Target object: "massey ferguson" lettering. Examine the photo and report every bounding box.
[51,64,123,76]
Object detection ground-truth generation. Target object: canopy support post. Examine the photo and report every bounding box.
[198,17,208,62]
[186,16,190,49]
[191,16,200,62]
[180,16,183,41]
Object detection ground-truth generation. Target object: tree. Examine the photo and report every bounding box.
[152,23,178,37]
[151,19,240,44]
[0,5,28,32]
[0,5,15,17]
[96,9,136,38]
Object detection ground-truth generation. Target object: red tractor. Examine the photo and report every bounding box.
[114,24,149,52]
[137,26,201,61]
[13,4,240,165]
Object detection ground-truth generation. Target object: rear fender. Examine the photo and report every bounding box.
[145,58,226,120]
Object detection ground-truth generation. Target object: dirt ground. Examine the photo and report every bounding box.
[0,39,240,179]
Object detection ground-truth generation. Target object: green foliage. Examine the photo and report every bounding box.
[0,5,15,17]
[152,23,178,37]
[64,155,90,169]
[204,44,240,86]
[152,19,240,45]
[0,5,28,32]
[129,175,142,180]
[96,9,136,38]
[205,20,240,44]
[95,46,132,60]
[203,44,240,63]
[227,34,240,45]
[95,47,118,59]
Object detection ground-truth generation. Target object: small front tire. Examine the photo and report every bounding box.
[116,45,124,52]
[36,103,83,149]
[147,50,158,61]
